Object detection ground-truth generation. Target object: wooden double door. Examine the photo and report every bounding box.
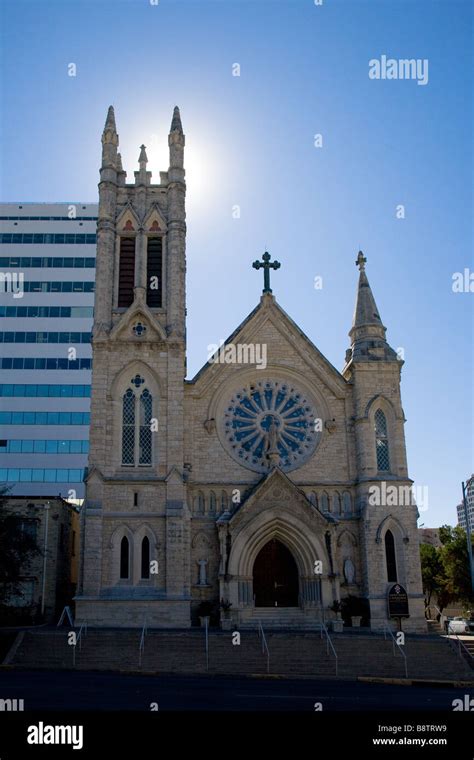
[253,539,299,607]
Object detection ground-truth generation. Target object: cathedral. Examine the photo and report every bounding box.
[75,106,426,632]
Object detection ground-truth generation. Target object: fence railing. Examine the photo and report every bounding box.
[139,617,147,667]
[320,621,338,676]
[447,631,474,667]
[383,623,408,678]
[72,621,87,667]
[257,620,270,674]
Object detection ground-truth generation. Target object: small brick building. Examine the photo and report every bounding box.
[1,496,79,623]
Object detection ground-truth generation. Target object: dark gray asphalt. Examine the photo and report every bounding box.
[0,669,472,711]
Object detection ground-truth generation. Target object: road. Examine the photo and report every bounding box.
[0,669,471,711]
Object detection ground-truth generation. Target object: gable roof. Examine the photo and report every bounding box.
[186,293,347,391]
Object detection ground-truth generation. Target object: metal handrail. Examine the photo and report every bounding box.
[139,617,147,667]
[257,620,270,673]
[203,616,209,671]
[447,631,474,663]
[383,623,408,678]
[320,622,338,676]
[72,621,87,667]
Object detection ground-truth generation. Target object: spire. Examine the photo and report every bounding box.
[170,106,183,134]
[101,105,119,171]
[352,251,383,332]
[347,251,398,364]
[104,105,116,132]
[168,106,185,177]
[134,144,151,186]
[138,144,148,165]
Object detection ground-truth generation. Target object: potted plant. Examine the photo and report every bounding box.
[329,600,343,632]
[341,595,369,627]
[220,598,233,630]
[197,600,213,628]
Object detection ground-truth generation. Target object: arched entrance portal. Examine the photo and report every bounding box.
[253,539,299,607]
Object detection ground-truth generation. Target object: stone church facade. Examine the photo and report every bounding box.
[75,107,426,632]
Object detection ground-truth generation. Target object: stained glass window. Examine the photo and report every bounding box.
[375,409,390,471]
[122,389,135,465]
[223,379,319,473]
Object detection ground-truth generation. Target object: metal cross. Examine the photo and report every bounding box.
[252,251,281,293]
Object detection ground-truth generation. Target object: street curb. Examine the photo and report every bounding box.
[358,676,474,687]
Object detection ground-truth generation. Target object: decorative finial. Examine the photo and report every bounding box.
[170,105,183,133]
[104,105,116,131]
[252,251,281,294]
[138,145,148,164]
[355,250,367,271]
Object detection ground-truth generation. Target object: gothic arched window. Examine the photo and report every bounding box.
[139,389,152,465]
[375,409,390,472]
[120,536,130,579]
[121,378,154,466]
[141,536,150,579]
[343,492,352,515]
[122,389,135,465]
[221,491,228,513]
[197,492,205,514]
[385,530,397,582]
[209,492,216,514]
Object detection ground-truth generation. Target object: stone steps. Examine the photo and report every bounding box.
[7,629,473,681]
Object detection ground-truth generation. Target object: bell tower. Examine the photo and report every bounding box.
[76,106,191,627]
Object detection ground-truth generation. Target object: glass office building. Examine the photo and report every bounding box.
[0,203,97,498]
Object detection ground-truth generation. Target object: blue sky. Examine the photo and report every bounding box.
[0,0,472,528]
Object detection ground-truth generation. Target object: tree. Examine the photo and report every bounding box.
[420,542,445,609]
[0,488,41,607]
[439,525,474,608]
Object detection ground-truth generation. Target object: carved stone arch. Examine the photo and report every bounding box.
[364,394,401,421]
[376,515,409,586]
[109,523,134,549]
[134,522,159,547]
[229,511,329,579]
[109,300,167,342]
[336,528,358,548]
[109,360,163,399]
[196,491,205,515]
[109,361,161,470]
[375,514,409,544]
[133,523,158,582]
[116,203,141,232]
[364,396,399,474]
[143,203,167,233]
[109,524,134,584]
[192,530,211,549]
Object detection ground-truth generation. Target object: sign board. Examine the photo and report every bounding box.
[387,583,409,618]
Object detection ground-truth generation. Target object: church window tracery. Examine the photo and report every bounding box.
[375,409,390,471]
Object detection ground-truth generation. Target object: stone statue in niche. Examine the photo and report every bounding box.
[343,558,355,585]
[197,559,208,586]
